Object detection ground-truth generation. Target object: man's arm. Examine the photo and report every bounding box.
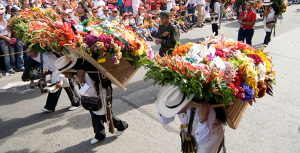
[240,13,257,26]
[158,112,175,125]
[161,27,176,48]
[155,26,165,39]
[45,53,65,83]
[195,106,215,145]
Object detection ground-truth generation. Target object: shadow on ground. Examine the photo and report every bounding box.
[0,79,178,152]
[0,84,43,106]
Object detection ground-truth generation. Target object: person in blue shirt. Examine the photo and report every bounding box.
[148,20,157,37]
[117,0,124,16]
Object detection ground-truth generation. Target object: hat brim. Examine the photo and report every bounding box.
[261,2,273,5]
[54,56,77,75]
[44,83,60,93]
[159,15,169,18]
[156,84,194,118]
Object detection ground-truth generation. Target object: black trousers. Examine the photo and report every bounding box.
[235,0,243,17]
[159,48,173,57]
[212,23,219,36]
[238,28,254,46]
[263,30,272,45]
[44,79,80,111]
[90,111,128,140]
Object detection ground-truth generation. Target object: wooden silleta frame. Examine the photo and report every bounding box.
[66,46,138,91]
[187,99,248,130]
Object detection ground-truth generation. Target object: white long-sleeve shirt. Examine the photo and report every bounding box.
[79,73,106,115]
[211,2,220,24]
[158,108,224,153]
[101,13,110,21]
[196,0,206,5]
[264,7,276,32]
[186,0,197,6]
[34,52,65,83]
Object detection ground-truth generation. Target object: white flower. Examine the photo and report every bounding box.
[211,56,226,72]
[32,69,39,76]
[90,30,99,36]
[256,63,266,81]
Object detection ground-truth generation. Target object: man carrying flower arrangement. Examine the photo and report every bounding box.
[155,11,180,57]
[54,56,128,145]
[156,84,224,153]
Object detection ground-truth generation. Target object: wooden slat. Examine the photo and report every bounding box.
[234,102,248,127]
[121,67,139,86]
[186,101,225,108]
[228,99,240,117]
[232,100,244,123]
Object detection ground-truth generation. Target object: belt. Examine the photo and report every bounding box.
[163,47,174,51]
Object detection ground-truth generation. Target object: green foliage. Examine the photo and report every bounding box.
[140,56,235,106]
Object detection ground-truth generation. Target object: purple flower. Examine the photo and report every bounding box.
[125,44,131,50]
[207,52,216,60]
[148,50,154,59]
[240,82,254,102]
[104,44,110,49]
[106,38,112,44]
[111,56,117,63]
[84,34,98,48]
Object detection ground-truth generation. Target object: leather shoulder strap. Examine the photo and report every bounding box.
[187,107,196,137]
[95,82,100,97]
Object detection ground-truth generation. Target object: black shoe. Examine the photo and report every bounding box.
[201,24,205,26]
[17,68,25,72]
[30,83,36,89]
[7,69,15,74]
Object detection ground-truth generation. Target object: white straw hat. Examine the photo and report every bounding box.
[262,0,273,5]
[156,84,194,118]
[54,55,77,75]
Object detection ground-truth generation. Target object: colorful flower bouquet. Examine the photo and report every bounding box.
[10,8,152,90]
[75,18,153,66]
[141,35,276,106]
[8,7,80,53]
[10,8,152,67]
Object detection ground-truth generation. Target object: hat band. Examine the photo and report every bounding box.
[58,61,72,71]
[165,93,186,109]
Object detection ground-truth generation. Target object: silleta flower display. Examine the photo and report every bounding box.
[141,34,276,106]
[10,7,153,67]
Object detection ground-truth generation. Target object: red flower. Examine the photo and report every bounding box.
[59,41,64,46]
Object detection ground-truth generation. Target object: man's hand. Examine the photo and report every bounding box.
[155,39,162,44]
[5,37,11,42]
[241,16,245,21]
[77,69,85,83]
[56,81,62,88]
[198,103,210,122]
[162,31,170,37]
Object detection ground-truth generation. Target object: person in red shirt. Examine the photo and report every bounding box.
[148,0,156,10]
[238,1,257,46]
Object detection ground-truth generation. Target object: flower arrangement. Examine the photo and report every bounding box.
[77,18,153,66]
[9,7,81,53]
[141,35,276,106]
[10,8,152,68]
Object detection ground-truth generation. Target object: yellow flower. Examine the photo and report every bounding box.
[97,58,106,63]
[242,49,255,55]
[265,60,272,72]
[32,7,41,11]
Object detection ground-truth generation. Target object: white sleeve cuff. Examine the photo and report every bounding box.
[56,74,65,82]
[79,83,90,96]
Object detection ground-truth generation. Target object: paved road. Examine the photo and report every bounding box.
[1,5,300,153]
